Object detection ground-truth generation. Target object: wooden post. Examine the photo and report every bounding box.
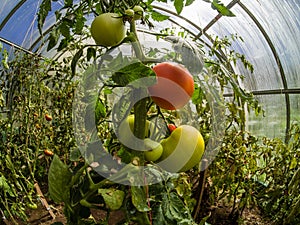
[193,159,208,220]
[34,183,56,220]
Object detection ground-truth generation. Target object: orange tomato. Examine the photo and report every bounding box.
[44,149,54,156]
[148,62,194,110]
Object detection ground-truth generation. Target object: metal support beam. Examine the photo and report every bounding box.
[0,36,35,55]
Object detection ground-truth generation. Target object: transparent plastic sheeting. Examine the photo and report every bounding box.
[0,0,300,139]
[0,0,63,50]
[246,95,287,139]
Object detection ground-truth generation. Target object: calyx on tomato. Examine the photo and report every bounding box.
[148,62,194,110]
[90,13,126,47]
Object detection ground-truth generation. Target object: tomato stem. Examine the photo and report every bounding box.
[129,17,145,60]
[128,17,148,158]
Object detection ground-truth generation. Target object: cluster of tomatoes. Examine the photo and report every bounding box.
[90,7,205,173]
[116,60,204,173]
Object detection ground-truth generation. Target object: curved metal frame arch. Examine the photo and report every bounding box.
[238,1,291,142]
[0,0,27,31]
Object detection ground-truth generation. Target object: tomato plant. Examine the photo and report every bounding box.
[90,13,126,47]
[0,51,77,224]
[10,1,294,225]
[148,62,195,110]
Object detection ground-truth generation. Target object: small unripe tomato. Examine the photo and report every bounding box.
[125,9,135,17]
[133,5,144,20]
[27,203,38,210]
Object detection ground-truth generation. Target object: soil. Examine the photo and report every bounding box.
[2,183,271,225]
[3,202,271,225]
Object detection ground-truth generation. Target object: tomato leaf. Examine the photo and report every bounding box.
[112,61,156,87]
[131,186,151,212]
[174,0,184,14]
[0,175,16,197]
[57,38,71,51]
[98,188,125,210]
[111,89,134,124]
[71,48,83,76]
[152,204,168,224]
[87,47,96,61]
[74,10,86,35]
[48,155,72,203]
[211,0,235,17]
[185,0,195,6]
[59,21,70,38]
[47,28,60,51]
[95,98,106,123]
[151,11,169,22]
[163,192,195,224]
[37,0,52,33]
[64,0,73,7]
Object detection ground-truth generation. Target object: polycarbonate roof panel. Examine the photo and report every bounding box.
[290,94,300,122]
[206,6,284,91]
[247,94,287,138]
[0,0,64,50]
[1,0,40,48]
[242,0,300,89]
[0,0,17,22]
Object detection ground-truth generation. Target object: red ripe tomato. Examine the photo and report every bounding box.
[45,114,52,121]
[168,124,177,133]
[148,62,194,110]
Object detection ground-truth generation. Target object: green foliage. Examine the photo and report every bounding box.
[2,1,299,225]
[150,0,234,16]
[254,123,300,225]
[112,61,156,87]
[48,155,72,203]
[0,51,76,223]
[211,0,235,17]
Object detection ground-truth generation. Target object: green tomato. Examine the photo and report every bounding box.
[118,115,151,146]
[143,138,163,162]
[125,9,135,17]
[27,202,38,210]
[91,13,126,47]
[158,125,205,172]
[133,5,144,20]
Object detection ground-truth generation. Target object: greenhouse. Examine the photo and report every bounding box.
[0,0,299,224]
